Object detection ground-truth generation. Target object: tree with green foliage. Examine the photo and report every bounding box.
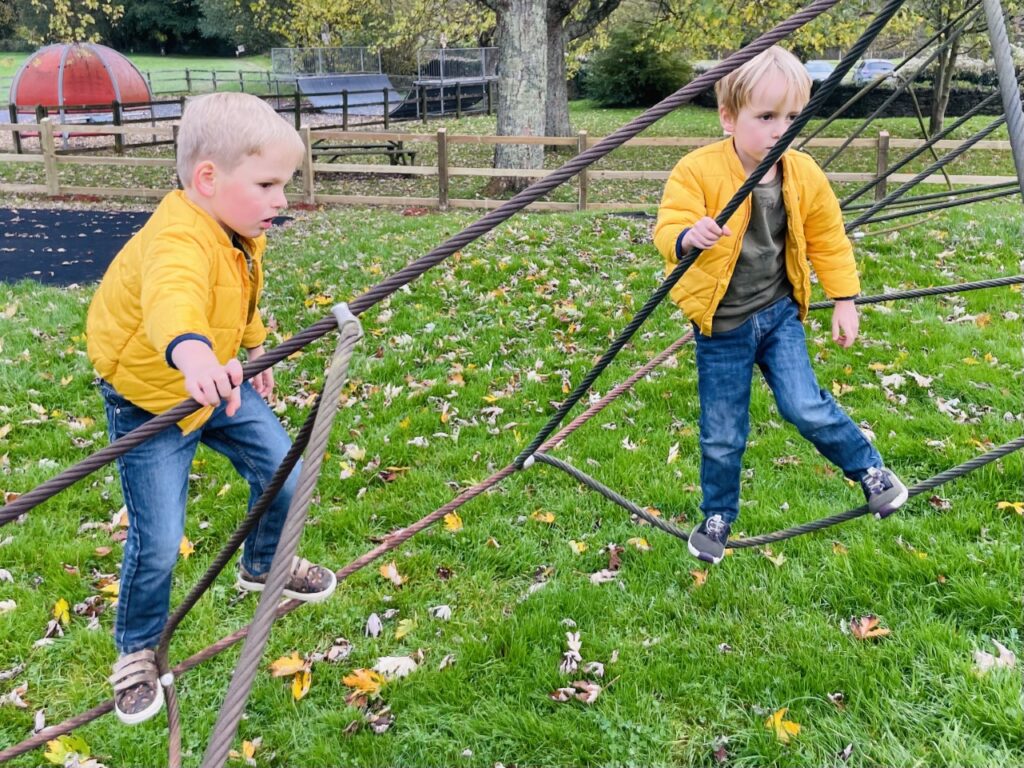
[583,22,690,107]
[0,0,17,41]
[23,0,124,44]
[111,0,206,53]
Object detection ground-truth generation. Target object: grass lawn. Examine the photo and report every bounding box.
[0,98,1021,766]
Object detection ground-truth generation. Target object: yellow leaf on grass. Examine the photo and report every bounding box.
[996,501,1024,516]
[343,668,384,696]
[530,510,555,524]
[0,424,12,440]
[394,618,416,640]
[568,540,587,555]
[52,598,69,625]
[269,651,308,677]
[99,580,120,599]
[44,734,91,765]
[690,569,708,587]
[179,536,195,559]
[291,668,311,700]
[627,537,651,551]
[850,615,891,640]
[764,707,801,744]
[962,356,979,365]
[443,512,463,532]
[832,541,849,555]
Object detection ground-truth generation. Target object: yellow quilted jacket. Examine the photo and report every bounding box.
[653,138,859,336]
[86,190,268,433]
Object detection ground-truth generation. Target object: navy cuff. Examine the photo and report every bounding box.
[165,333,212,369]
[675,228,691,262]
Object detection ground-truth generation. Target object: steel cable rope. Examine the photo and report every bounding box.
[796,0,983,150]
[844,113,1008,230]
[0,0,845,530]
[842,179,1018,210]
[839,79,1019,210]
[201,313,362,768]
[815,4,982,171]
[845,185,1020,228]
[534,435,1024,548]
[982,0,1024,195]
[514,0,908,472]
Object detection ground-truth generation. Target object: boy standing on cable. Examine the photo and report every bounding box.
[87,92,335,725]
[654,47,907,565]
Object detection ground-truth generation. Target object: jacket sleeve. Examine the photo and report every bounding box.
[242,238,268,349]
[140,225,216,361]
[653,157,707,267]
[803,163,860,298]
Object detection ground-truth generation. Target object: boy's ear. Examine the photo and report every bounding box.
[718,105,736,135]
[191,160,217,198]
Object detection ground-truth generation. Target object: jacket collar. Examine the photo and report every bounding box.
[167,189,263,254]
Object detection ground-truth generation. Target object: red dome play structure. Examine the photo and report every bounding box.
[9,42,152,118]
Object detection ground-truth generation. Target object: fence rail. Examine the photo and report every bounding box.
[0,121,1017,211]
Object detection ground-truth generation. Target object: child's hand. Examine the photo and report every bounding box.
[682,216,733,252]
[832,300,859,348]
[246,345,275,402]
[172,339,244,416]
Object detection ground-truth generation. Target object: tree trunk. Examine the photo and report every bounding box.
[929,33,961,137]
[489,0,547,194]
[546,20,572,138]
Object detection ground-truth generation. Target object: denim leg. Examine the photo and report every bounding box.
[694,322,756,524]
[102,382,199,654]
[200,382,300,577]
[756,300,882,481]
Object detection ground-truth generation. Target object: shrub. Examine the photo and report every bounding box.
[582,25,691,108]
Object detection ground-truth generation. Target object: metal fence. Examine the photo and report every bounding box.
[271,47,382,77]
[417,48,497,82]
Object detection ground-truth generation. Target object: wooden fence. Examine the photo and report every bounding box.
[0,120,1017,211]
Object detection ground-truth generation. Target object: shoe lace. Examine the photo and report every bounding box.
[863,467,890,495]
[705,515,728,538]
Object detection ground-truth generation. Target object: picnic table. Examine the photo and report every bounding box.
[311,139,416,165]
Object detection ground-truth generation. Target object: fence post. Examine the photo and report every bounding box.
[172,124,183,188]
[8,103,21,154]
[875,130,889,201]
[486,80,493,116]
[577,130,589,211]
[239,71,245,92]
[293,91,302,130]
[455,82,462,119]
[342,91,349,131]
[383,88,390,130]
[112,100,123,155]
[420,85,428,125]
[437,127,449,211]
[185,69,192,93]
[39,118,59,197]
[300,126,315,205]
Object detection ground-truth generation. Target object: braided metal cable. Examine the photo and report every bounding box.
[847,185,1020,227]
[817,4,982,169]
[0,0,844,530]
[537,436,1024,549]
[515,0,908,470]
[797,0,983,150]
[844,114,1008,230]
[839,85,1014,209]
[809,274,1024,311]
[201,315,362,768]
[983,0,1024,197]
[843,180,1018,210]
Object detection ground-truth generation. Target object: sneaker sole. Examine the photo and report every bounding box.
[873,487,909,520]
[237,571,338,603]
[115,681,164,726]
[687,540,724,565]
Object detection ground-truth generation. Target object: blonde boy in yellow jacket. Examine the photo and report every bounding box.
[654,47,906,565]
[87,93,335,725]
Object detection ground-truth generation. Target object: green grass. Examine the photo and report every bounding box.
[0,174,1021,768]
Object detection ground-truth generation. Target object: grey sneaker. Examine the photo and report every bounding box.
[861,466,908,519]
[110,649,164,725]
[688,514,732,564]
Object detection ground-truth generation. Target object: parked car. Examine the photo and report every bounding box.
[853,59,896,86]
[804,60,835,82]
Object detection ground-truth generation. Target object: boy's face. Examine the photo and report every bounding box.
[206,145,298,239]
[719,71,806,175]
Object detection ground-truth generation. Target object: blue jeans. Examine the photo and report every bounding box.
[693,297,881,524]
[101,380,300,653]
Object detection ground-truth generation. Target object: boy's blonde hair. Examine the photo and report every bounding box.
[715,46,811,118]
[175,92,305,184]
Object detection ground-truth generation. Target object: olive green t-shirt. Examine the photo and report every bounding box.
[712,172,792,333]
